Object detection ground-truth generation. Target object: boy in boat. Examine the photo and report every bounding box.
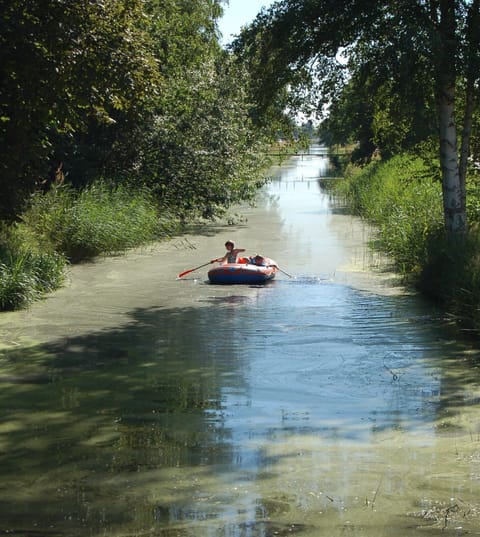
[212,241,246,264]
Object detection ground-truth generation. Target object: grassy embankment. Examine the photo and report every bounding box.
[0,183,176,311]
[331,153,480,333]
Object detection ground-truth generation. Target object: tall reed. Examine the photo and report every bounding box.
[335,155,444,273]
[23,183,173,262]
[332,152,480,333]
[0,245,65,311]
[1,182,176,310]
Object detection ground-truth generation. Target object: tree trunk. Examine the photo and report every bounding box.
[436,0,466,234]
[437,84,466,234]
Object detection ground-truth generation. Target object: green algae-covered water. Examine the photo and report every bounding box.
[1,148,479,536]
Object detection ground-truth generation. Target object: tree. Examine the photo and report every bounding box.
[233,0,480,234]
[0,0,160,219]
[0,0,268,223]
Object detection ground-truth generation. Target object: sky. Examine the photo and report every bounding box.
[218,0,275,44]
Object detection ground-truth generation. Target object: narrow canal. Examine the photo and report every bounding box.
[0,148,479,536]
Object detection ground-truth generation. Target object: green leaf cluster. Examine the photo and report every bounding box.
[0,0,269,222]
[233,1,480,165]
[0,0,160,217]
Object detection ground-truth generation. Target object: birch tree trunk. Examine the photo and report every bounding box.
[436,0,466,234]
[437,84,466,234]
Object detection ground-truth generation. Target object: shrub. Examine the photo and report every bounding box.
[0,236,66,311]
[23,183,174,262]
[0,182,177,310]
[333,153,480,332]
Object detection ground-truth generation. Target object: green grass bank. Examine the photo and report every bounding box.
[0,183,177,311]
[331,153,480,334]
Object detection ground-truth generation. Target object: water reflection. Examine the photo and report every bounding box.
[1,279,479,535]
[0,149,480,536]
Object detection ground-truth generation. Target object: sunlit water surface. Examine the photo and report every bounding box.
[1,148,480,536]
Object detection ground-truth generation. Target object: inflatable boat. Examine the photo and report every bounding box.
[208,257,278,285]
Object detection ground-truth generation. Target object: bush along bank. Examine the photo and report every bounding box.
[332,153,480,334]
[0,183,178,311]
[0,244,66,311]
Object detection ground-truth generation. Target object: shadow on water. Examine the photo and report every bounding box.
[0,302,249,535]
[1,278,480,535]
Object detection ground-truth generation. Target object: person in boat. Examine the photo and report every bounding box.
[247,254,266,266]
[212,241,246,264]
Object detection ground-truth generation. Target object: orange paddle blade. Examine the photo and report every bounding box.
[177,261,212,279]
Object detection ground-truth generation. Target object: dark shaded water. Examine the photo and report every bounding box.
[1,148,480,536]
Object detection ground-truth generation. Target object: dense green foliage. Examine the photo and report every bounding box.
[0,224,66,311]
[420,229,480,330]
[137,57,271,219]
[0,250,65,311]
[0,0,160,218]
[0,0,269,221]
[235,0,479,162]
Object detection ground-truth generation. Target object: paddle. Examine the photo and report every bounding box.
[177,261,213,279]
[269,264,293,278]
